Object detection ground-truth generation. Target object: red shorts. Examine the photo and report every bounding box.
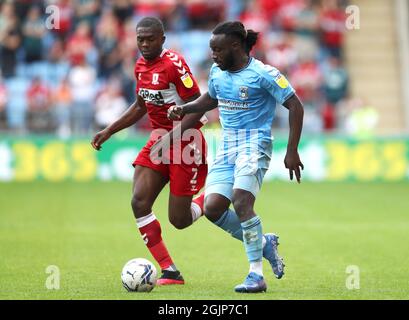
[133,132,208,196]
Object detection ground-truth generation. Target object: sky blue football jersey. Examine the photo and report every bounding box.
[208,57,295,150]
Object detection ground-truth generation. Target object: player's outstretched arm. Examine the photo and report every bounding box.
[283,94,304,183]
[91,96,147,151]
[167,92,218,120]
[150,93,217,159]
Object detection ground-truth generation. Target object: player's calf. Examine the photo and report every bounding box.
[168,193,205,230]
[131,194,152,219]
[231,190,256,222]
[168,215,191,230]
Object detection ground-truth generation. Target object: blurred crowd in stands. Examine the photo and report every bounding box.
[0,0,354,137]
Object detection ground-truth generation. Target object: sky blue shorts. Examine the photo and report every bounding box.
[204,146,271,201]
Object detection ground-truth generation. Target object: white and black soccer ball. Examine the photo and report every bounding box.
[121,258,157,292]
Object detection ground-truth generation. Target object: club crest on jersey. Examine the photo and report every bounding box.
[239,86,249,100]
[180,73,193,88]
[152,73,159,85]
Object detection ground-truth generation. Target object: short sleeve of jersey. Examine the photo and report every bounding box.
[207,63,218,99]
[167,53,200,101]
[260,65,295,105]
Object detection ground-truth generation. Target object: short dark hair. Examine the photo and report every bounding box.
[212,21,259,54]
[136,16,164,34]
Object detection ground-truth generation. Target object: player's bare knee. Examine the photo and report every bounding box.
[204,200,224,223]
[131,194,151,218]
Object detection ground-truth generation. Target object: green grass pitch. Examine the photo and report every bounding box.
[1,181,408,300]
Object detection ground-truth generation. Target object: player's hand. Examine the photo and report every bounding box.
[91,128,112,151]
[167,105,184,120]
[284,149,304,183]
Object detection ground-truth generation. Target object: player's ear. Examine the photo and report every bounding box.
[161,35,166,45]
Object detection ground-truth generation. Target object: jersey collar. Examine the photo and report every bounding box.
[142,48,167,65]
[228,57,253,73]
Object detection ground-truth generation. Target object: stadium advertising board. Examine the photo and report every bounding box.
[0,133,408,182]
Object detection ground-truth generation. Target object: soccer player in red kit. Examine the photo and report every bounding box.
[91,17,207,285]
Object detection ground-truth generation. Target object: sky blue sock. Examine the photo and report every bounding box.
[213,209,243,241]
[241,216,263,262]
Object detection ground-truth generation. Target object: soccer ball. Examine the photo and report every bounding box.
[121,258,157,292]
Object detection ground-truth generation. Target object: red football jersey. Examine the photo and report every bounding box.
[134,48,204,131]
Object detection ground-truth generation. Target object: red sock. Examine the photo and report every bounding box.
[136,213,174,270]
[192,193,205,215]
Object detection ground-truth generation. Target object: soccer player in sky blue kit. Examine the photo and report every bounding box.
[163,21,304,293]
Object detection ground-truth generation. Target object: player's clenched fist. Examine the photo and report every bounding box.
[167,105,184,120]
[91,128,112,151]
